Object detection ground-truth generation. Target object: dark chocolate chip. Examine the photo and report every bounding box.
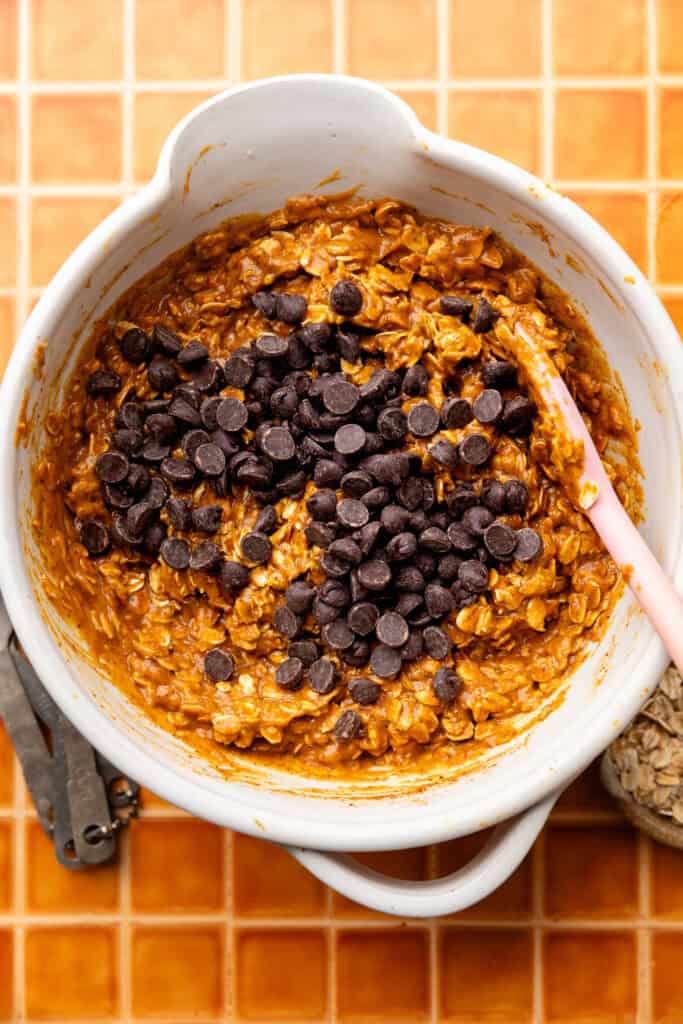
[192,504,222,534]
[337,329,361,363]
[355,520,382,557]
[78,519,110,555]
[190,540,223,573]
[283,580,314,615]
[305,521,336,548]
[181,429,210,461]
[357,560,391,592]
[415,550,437,577]
[319,579,350,608]
[148,356,178,393]
[333,709,364,740]
[501,395,535,435]
[252,290,277,319]
[204,648,234,681]
[95,451,129,484]
[126,501,156,536]
[323,381,359,416]
[165,496,192,531]
[376,611,409,648]
[168,395,202,428]
[270,386,298,420]
[320,551,352,578]
[215,397,247,433]
[240,532,272,564]
[160,456,195,488]
[428,438,459,471]
[248,505,274,538]
[402,364,429,396]
[153,323,182,356]
[348,602,379,636]
[349,678,381,706]
[380,505,411,535]
[425,583,454,619]
[260,425,295,462]
[422,625,451,660]
[220,560,251,593]
[177,340,208,365]
[120,327,151,364]
[363,452,410,485]
[145,412,177,442]
[440,294,473,320]
[419,526,451,554]
[142,478,167,510]
[433,668,462,703]
[330,280,363,317]
[276,293,307,325]
[307,489,337,522]
[236,457,273,490]
[480,479,507,514]
[192,358,225,393]
[459,433,491,467]
[276,657,304,690]
[276,470,307,497]
[441,397,473,430]
[386,532,418,561]
[309,657,337,694]
[312,596,339,625]
[472,296,500,334]
[395,567,425,593]
[298,322,332,352]
[127,463,151,497]
[274,606,301,638]
[337,498,369,529]
[369,644,402,678]
[515,527,543,562]
[462,505,495,537]
[289,641,319,666]
[377,407,407,442]
[342,638,371,667]
[174,383,200,408]
[328,538,362,565]
[112,428,143,455]
[360,487,389,512]
[482,359,517,388]
[110,514,143,548]
[116,402,145,432]
[473,388,503,425]
[340,471,371,498]
[458,559,489,593]
[447,522,478,553]
[87,368,123,400]
[160,537,191,570]
[253,333,288,359]
[437,554,462,582]
[504,478,529,514]
[322,619,354,650]
[193,443,226,478]
[447,485,478,517]
[143,520,167,555]
[335,423,366,455]
[224,349,255,387]
[484,521,517,558]
[407,402,440,437]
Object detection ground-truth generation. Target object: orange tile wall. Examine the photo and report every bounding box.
[0,1,682,1020]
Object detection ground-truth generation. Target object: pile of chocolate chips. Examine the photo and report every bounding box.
[81,282,543,730]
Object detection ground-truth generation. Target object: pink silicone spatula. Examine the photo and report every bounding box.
[512,318,683,676]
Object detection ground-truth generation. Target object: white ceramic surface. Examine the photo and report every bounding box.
[1,76,682,918]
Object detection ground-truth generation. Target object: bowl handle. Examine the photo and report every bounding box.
[285,790,560,918]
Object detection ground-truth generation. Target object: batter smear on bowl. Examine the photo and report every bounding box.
[32,193,641,771]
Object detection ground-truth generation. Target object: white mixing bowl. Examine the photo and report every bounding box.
[1,76,682,917]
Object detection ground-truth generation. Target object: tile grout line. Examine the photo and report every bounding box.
[427,845,439,1024]
[13,2,31,1015]
[532,829,545,1024]
[638,834,652,1023]
[646,0,658,287]
[332,0,344,76]
[2,74,681,94]
[119,3,135,1018]
[541,0,553,184]
[436,0,449,137]
[223,829,234,1023]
